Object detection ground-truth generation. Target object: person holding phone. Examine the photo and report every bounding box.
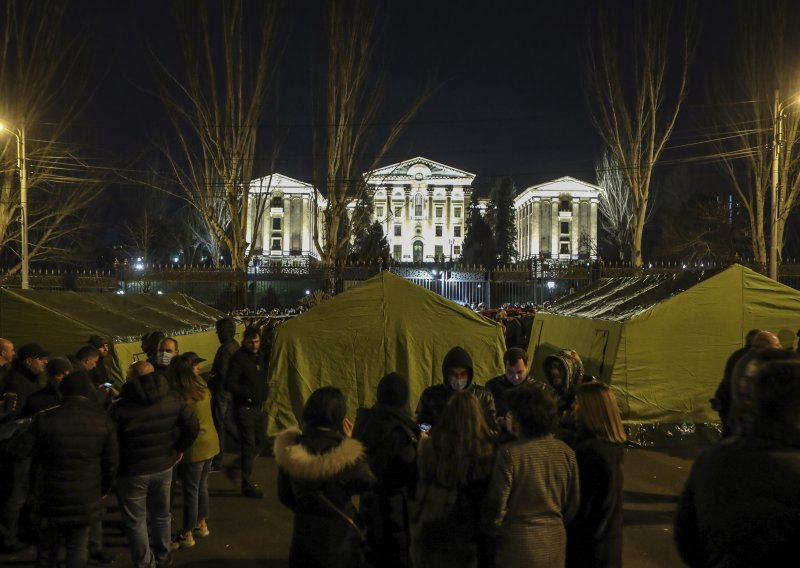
[20,357,74,417]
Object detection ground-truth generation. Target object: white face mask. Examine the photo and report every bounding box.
[157,353,174,367]
[448,377,468,391]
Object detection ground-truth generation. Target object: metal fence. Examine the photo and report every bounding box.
[3,259,800,311]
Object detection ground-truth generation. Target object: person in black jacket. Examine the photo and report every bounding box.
[485,348,546,429]
[19,357,73,418]
[415,346,497,432]
[566,382,626,568]
[353,372,419,568]
[209,317,239,471]
[0,343,49,553]
[112,361,199,568]
[675,357,800,567]
[226,327,269,498]
[276,386,376,568]
[13,372,118,568]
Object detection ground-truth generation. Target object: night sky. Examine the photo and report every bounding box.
[49,1,800,256]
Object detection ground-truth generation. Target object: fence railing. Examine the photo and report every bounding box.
[3,259,800,310]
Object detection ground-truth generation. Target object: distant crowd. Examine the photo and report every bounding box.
[1,320,798,567]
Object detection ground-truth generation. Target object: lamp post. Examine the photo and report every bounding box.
[770,91,800,281]
[0,123,28,289]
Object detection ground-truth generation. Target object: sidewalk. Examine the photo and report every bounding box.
[1,445,704,567]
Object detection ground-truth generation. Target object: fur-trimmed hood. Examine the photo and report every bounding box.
[274,428,366,481]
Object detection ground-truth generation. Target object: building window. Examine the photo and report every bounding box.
[271,238,281,251]
[413,240,423,262]
[395,206,402,217]
[272,217,282,231]
[435,245,444,260]
[393,245,402,260]
[560,242,570,255]
[559,197,571,213]
[435,206,443,218]
[271,196,283,208]
[394,225,402,237]
[454,206,462,218]
[414,193,424,217]
[454,245,461,255]
[435,226,443,237]
[377,206,384,218]
[560,221,570,235]
[454,226,461,237]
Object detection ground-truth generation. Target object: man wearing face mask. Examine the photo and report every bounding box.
[155,337,180,374]
[415,346,497,431]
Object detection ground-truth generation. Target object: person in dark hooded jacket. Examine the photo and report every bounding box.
[13,372,118,568]
[112,361,199,568]
[275,386,376,568]
[542,349,585,418]
[353,372,420,568]
[209,317,239,470]
[415,346,497,431]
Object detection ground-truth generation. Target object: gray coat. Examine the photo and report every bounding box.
[483,436,580,568]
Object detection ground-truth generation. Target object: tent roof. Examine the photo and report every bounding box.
[0,289,226,343]
[267,271,505,432]
[544,266,727,321]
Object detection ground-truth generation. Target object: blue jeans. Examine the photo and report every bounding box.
[116,468,173,568]
[37,524,90,568]
[178,460,211,532]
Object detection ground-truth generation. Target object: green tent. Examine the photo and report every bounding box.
[0,289,235,385]
[528,264,800,425]
[266,271,506,434]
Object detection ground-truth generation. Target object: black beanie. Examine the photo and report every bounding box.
[60,372,96,398]
[216,318,237,340]
[377,372,409,408]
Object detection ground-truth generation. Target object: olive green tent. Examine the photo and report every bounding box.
[528,264,800,426]
[266,271,506,434]
[0,289,235,385]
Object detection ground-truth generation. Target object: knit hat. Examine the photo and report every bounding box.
[18,343,50,360]
[88,335,109,348]
[377,372,409,407]
[46,357,74,378]
[60,372,95,398]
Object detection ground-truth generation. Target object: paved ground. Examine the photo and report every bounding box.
[1,444,706,567]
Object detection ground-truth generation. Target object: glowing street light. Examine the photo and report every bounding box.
[770,90,800,280]
[0,122,28,289]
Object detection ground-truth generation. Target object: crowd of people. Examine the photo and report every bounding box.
[1,317,797,567]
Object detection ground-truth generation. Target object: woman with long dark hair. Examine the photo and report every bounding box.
[483,384,579,568]
[171,352,219,550]
[275,386,375,568]
[411,390,495,568]
[566,382,626,568]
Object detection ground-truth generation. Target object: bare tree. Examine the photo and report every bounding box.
[585,2,692,271]
[152,0,280,272]
[312,0,430,289]
[595,151,633,260]
[0,0,100,276]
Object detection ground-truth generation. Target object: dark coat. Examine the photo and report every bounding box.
[1,362,43,417]
[275,427,376,568]
[112,372,199,476]
[566,433,624,568]
[209,338,240,394]
[674,418,800,567]
[504,318,523,350]
[20,381,62,418]
[226,347,269,406]
[713,346,750,436]
[485,375,542,418]
[13,396,118,527]
[353,404,419,568]
[415,347,497,430]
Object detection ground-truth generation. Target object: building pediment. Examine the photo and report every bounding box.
[514,176,604,205]
[364,156,476,184]
[250,173,316,195]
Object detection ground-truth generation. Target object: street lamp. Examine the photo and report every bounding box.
[770,90,800,280]
[0,122,28,289]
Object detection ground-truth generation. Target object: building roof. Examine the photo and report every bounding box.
[515,176,604,204]
[364,156,476,183]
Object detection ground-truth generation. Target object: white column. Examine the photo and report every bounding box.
[590,199,598,260]
[571,200,580,259]
[532,200,540,256]
[551,198,559,257]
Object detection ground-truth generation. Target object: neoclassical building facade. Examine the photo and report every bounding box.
[245,164,604,265]
[363,157,477,263]
[514,176,603,261]
[245,173,325,262]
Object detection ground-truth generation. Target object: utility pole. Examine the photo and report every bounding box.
[19,126,28,290]
[770,90,782,281]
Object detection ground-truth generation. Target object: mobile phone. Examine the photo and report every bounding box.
[419,423,431,433]
[102,383,113,389]
[3,392,18,411]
